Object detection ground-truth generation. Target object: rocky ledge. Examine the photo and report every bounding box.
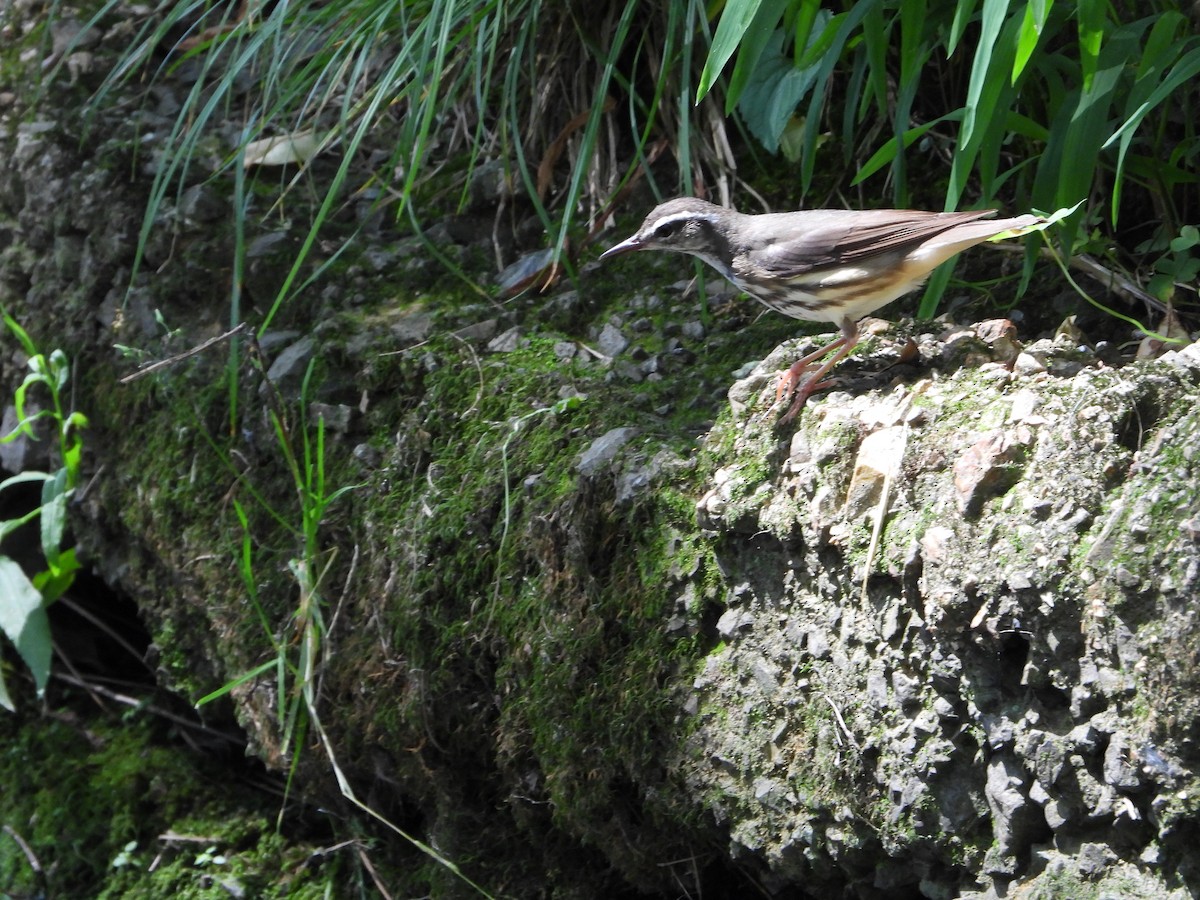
[672,319,1200,898]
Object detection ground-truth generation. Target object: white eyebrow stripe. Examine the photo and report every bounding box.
[650,211,721,229]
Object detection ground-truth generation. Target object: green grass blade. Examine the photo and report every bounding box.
[887,0,931,199]
[679,0,706,196]
[853,111,964,186]
[948,0,980,55]
[948,0,1017,206]
[194,659,279,708]
[1076,0,1106,90]
[859,1,888,117]
[1013,0,1052,82]
[798,0,879,191]
[791,0,820,63]
[698,0,767,105]
[726,0,793,115]
[551,0,640,261]
[1032,23,1144,244]
[916,261,955,320]
[957,0,1010,155]
[1106,42,1200,223]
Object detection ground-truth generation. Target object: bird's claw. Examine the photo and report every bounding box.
[775,376,838,425]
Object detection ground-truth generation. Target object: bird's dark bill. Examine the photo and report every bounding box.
[599,235,643,260]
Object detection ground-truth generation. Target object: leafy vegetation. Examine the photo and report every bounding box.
[48,0,1196,325]
[0,314,87,711]
[702,0,1199,312]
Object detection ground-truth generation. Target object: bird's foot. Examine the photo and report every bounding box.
[775,358,814,403]
[776,376,838,425]
[774,359,839,424]
[771,321,859,425]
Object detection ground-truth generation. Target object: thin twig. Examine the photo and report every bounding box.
[3,825,43,878]
[355,843,395,900]
[51,638,111,713]
[50,672,246,746]
[1067,252,1166,313]
[74,462,105,502]
[119,323,251,383]
[990,244,1167,313]
[58,596,155,676]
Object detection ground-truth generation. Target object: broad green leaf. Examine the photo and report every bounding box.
[734,18,830,153]
[737,28,819,152]
[1171,226,1200,253]
[725,0,794,113]
[0,556,52,697]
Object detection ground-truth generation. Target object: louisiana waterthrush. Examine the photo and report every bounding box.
[600,197,1042,422]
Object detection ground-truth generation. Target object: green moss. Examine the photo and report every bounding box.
[83,365,294,690]
[1072,383,1199,610]
[21,119,866,889]
[298,279,743,876]
[0,708,402,898]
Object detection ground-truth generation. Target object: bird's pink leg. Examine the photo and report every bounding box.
[777,318,860,424]
[775,336,846,401]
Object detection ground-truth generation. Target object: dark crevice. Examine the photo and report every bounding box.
[1114,393,1164,452]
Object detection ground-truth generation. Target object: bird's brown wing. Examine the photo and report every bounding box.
[752,209,997,277]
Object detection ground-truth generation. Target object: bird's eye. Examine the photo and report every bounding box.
[655,222,676,239]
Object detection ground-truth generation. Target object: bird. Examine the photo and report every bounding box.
[599,197,1043,422]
